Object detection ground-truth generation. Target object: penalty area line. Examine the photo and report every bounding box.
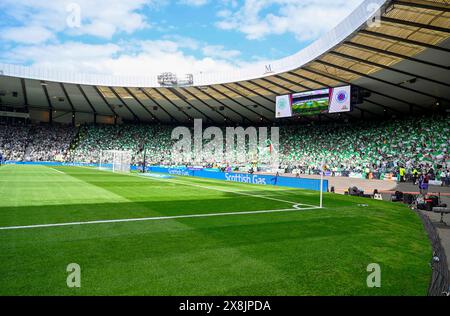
[48,167,65,174]
[138,174,318,208]
[0,207,320,231]
[80,167,320,209]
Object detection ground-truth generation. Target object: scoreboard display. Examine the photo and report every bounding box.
[292,88,330,116]
[276,85,352,118]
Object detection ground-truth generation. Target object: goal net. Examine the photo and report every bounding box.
[99,150,131,173]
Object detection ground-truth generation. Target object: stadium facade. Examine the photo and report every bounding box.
[0,0,449,125]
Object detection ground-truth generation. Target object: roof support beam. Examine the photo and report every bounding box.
[20,78,29,112]
[109,87,140,122]
[168,88,214,123]
[60,83,76,125]
[76,85,97,115]
[314,59,450,102]
[93,86,118,119]
[231,82,275,105]
[273,74,311,90]
[59,83,75,112]
[328,51,450,88]
[380,16,450,34]
[343,41,449,70]
[181,89,231,124]
[41,81,53,124]
[222,84,274,114]
[303,66,427,111]
[359,29,450,54]
[41,82,52,110]
[152,88,193,122]
[180,87,231,123]
[191,87,250,124]
[24,104,94,116]
[139,88,180,123]
[258,78,296,94]
[208,85,272,123]
[248,80,285,96]
[287,71,337,87]
[124,87,160,123]
[393,0,450,13]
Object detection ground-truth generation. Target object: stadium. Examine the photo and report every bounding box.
[0,0,449,299]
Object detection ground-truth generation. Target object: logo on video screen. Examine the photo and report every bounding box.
[335,90,348,104]
[278,98,287,110]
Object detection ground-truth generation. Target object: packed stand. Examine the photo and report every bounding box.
[280,116,449,180]
[25,125,77,161]
[0,116,448,184]
[0,124,76,162]
[0,124,30,161]
[67,124,173,166]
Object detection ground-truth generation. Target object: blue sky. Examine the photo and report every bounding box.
[0,0,364,76]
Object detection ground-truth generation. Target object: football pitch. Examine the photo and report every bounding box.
[0,165,432,295]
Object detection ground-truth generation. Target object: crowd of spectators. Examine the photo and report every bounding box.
[0,115,448,183]
[25,125,76,162]
[68,124,172,165]
[0,124,75,162]
[280,116,449,180]
[0,124,30,161]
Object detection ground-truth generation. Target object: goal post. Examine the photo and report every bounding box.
[99,150,131,173]
[320,160,324,209]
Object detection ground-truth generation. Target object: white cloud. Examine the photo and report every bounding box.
[0,0,365,79]
[0,26,55,44]
[0,0,153,41]
[178,0,209,6]
[216,0,364,41]
[3,42,122,73]
[202,45,241,60]
[2,38,250,76]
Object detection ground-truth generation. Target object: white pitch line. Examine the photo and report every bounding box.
[0,207,319,231]
[86,167,317,208]
[49,167,65,174]
[138,174,317,208]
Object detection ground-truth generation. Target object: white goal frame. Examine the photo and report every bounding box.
[99,150,131,173]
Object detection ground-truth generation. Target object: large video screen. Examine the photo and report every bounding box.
[291,88,330,116]
[276,86,351,118]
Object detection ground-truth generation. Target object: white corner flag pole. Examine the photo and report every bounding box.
[320,160,324,209]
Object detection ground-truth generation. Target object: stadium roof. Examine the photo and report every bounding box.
[0,0,449,125]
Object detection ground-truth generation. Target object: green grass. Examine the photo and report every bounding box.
[0,165,431,296]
